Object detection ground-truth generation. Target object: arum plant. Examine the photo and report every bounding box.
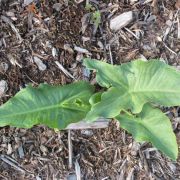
[83,59,180,160]
[0,58,180,160]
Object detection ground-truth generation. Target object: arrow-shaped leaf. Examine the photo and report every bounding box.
[0,81,94,129]
[115,104,178,160]
[84,59,180,121]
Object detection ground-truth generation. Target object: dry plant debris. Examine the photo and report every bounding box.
[0,0,180,179]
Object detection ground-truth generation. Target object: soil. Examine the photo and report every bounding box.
[0,0,180,179]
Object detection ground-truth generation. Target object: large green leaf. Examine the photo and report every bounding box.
[84,59,128,89]
[0,81,94,129]
[116,104,178,160]
[84,59,180,120]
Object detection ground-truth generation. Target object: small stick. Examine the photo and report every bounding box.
[124,27,140,40]
[162,42,177,55]
[75,159,81,180]
[108,44,113,65]
[68,129,73,169]
[0,155,25,173]
[55,61,76,80]
[178,14,180,39]
[86,0,89,5]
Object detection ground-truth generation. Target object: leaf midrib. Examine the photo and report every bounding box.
[136,118,172,157]
[1,103,87,118]
[120,116,173,157]
[129,89,180,93]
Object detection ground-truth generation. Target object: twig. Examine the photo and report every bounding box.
[23,72,39,85]
[162,42,177,55]
[75,159,81,180]
[126,168,134,180]
[0,173,8,180]
[178,13,180,39]
[0,155,33,174]
[68,130,73,169]
[86,0,89,5]
[0,155,25,173]
[124,27,140,40]
[108,44,113,65]
[74,46,92,55]
[55,61,76,80]
[143,0,152,4]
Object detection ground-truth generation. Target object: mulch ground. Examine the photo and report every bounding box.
[0,0,180,179]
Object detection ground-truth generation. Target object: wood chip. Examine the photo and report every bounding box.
[52,47,57,57]
[0,62,8,72]
[7,54,22,67]
[81,13,90,34]
[18,145,25,158]
[74,46,92,55]
[7,143,12,155]
[0,80,8,97]
[52,3,62,11]
[110,11,133,31]
[65,118,109,130]
[81,129,93,136]
[175,0,180,9]
[74,0,84,4]
[33,56,47,71]
[23,0,34,6]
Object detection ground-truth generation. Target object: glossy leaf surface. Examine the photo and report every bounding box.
[0,82,94,129]
[116,104,178,160]
[84,59,180,121]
